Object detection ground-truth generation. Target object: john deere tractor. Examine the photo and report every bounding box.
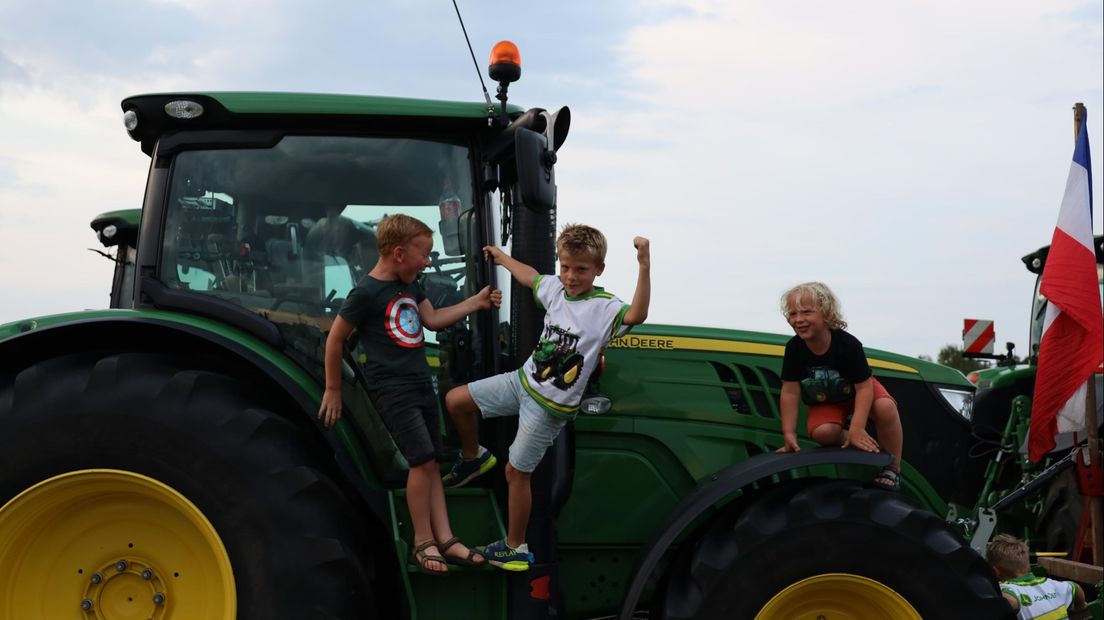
[0,44,1010,619]
[956,235,1104,559]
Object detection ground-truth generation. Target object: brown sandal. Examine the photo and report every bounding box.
[439,536,487,567]
[408,540,449,576]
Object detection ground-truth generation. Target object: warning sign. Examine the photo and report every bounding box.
[963,319,995,354]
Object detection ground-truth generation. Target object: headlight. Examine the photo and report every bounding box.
[938,387,974,421]
[122,109,139,131]
[164,99,205,120]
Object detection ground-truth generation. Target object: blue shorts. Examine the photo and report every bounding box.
[468,371,567,473]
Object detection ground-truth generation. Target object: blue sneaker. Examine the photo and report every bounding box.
[442,446,497,488]
[480,538,533,572]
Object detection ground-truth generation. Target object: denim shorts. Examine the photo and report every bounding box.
[368,382,443,467]
[468,371,567,473]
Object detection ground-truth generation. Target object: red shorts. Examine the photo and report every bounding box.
[806,377,895,435]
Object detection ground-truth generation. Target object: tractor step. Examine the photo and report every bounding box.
[388,487,508,620]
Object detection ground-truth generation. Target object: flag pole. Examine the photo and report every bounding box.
[1072,102,1102,567]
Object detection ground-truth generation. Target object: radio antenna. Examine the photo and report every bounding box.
[452,0,495,121]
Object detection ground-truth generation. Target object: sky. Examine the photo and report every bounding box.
[1,0,1102,360]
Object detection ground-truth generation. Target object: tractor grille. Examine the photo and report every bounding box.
[708,361,781,419]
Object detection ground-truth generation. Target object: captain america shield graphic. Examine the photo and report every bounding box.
[385,293,423,348]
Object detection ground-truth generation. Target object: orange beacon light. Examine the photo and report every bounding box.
[489,41,521,84]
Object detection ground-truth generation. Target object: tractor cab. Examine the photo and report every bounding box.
[90,209,140,310]
[1022,234,1104,363]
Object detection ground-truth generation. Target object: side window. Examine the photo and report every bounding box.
[162,193,245,294]
[115,246,137,309]
[177,265,217,291]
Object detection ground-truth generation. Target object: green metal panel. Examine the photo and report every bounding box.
[130,91,522,118]
[610,323,972,387]
[597,322,965,505]
[90,208,141,226]
[558,546,640,619]
[970,363,1036,390]
[558,429,693,545]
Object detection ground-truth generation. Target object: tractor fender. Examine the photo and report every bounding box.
[617,448,892,620]
[0,312,388,521]
[2,312,309,408]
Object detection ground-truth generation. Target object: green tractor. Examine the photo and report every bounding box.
[0,47,1011,619]
[956,236,1104,558]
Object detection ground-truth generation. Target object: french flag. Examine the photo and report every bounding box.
[1028,112,1104,463]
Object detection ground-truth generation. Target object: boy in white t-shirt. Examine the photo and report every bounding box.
[988,534,1086,619]
[443,224,651,571]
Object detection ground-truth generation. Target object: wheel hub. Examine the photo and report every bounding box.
[0,469,236,619]
[81,558,168,620]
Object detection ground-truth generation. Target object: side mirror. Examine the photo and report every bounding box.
[437,193,463,256]
[544,106,570,152]
[515,127,556,212]
[487,106,569,212]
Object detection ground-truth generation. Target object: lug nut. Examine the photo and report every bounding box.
[90,572,103,585]
[80,598,94,611]
[141,569,153,580]
[153,592,165,605]
[115,560,129,572]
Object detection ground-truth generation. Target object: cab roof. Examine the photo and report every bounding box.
[121,92,522,155]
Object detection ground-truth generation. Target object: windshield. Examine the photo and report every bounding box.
[160,135,475,343]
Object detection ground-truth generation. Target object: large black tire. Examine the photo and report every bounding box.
[659,480,1011,620]
[1036,467,1083,554]
[0,351,374,619]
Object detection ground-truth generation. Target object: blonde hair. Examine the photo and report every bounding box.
[780,282,847,330]
[987,534,1030,575]
[376,214,432,255]
[556,223,607,264]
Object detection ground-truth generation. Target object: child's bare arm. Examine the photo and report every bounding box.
[419,286,502,331]
[776,381,801,452]
[318,315,355,428]
[1071,581,1087,611]
[842,378,880,452]
[623,236,651,326]
[484,246,539,288]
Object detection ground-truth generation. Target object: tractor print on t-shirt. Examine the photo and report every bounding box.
[800,367,853,405]
[530,324,585,390]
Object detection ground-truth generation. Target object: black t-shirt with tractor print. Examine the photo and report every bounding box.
[781,329,872,405]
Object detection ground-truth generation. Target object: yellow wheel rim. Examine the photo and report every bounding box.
[756,573,921,620]
[0,469,236,620]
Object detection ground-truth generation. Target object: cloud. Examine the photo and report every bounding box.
[1069,0,1104,23]
[0,1,199,85]
[0,0,1100,359]
[0,157,17,189]
[552,0,1103,355]
[0,51,30,91]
